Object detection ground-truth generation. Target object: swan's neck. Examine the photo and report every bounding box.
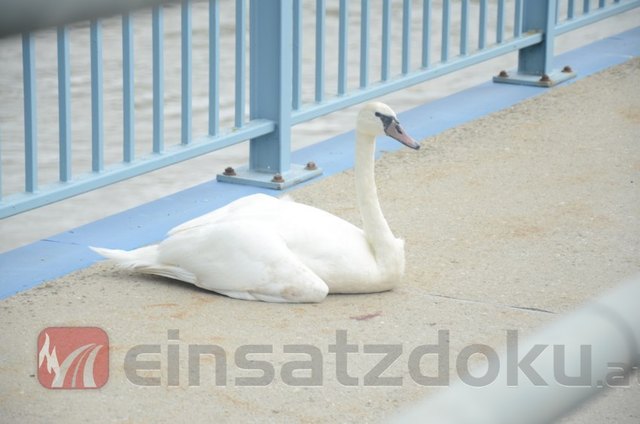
[355,131,404,274]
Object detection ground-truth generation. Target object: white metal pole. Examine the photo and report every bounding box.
[393,274,640,424]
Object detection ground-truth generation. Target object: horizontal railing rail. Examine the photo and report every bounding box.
[0,0,638,218]
[556,0,640,34]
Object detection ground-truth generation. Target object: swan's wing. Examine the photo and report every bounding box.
[160,193,380,295]
[279,193,295,202]
[167,193,279,236]
[157,221,329,303]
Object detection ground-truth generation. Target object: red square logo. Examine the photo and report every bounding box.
[37,327,109,389]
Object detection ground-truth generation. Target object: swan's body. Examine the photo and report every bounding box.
[92,102,420,303]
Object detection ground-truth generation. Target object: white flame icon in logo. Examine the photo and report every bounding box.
[38,332,104,388]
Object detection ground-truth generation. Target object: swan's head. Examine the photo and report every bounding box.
[357,102,420,150]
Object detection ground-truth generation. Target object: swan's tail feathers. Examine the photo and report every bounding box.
[90,245,197,284]
[90,245,158,268]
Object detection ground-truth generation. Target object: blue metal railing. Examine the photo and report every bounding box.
[0,0,638,218]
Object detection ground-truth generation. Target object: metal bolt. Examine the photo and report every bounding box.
[498,70,509,78]
[539,74,551,83]
[223,167,236,176]
[305,161,317,171]
[271,173,284,183]
[562,65,573,73]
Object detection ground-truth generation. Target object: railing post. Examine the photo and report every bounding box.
[494,0,575,87]
[519,0,555,76]
[250,0,291,174]
[217,0,321,189]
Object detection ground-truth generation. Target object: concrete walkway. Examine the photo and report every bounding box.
[1,58,639,423]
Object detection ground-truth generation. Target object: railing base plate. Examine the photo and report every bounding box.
[493,69,576,87]
[216,163,323,190]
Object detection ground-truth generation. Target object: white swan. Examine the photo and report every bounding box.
[92,102,420,303]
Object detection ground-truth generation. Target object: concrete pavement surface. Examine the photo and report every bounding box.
[0,58,638,423]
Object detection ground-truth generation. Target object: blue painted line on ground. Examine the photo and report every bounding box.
[1,27,638,299]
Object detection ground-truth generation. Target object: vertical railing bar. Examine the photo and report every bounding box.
[57,26,72,182]
[583,0,591,14]
[292,0,302,109]
[460,0,469,56]
[514,0,523,37]
[422,0,431,68]
[123,13,135,162]
[497,0,505,43]
[152,5,164,153]
[22,32,38,192]
[235,0,245,128]
[338,0,348,94]
[441,0,450,63]
[209,0,220,135]
[479,0,487,50]
[598,0,606,8]
[181,0,192,145]
[401,0,411,75]
[359,0,369,88]
[315,0,325,102]
[0,130,2,200]
[381,0,391,81]
[568,0,575,19]
[90,19,104,173]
